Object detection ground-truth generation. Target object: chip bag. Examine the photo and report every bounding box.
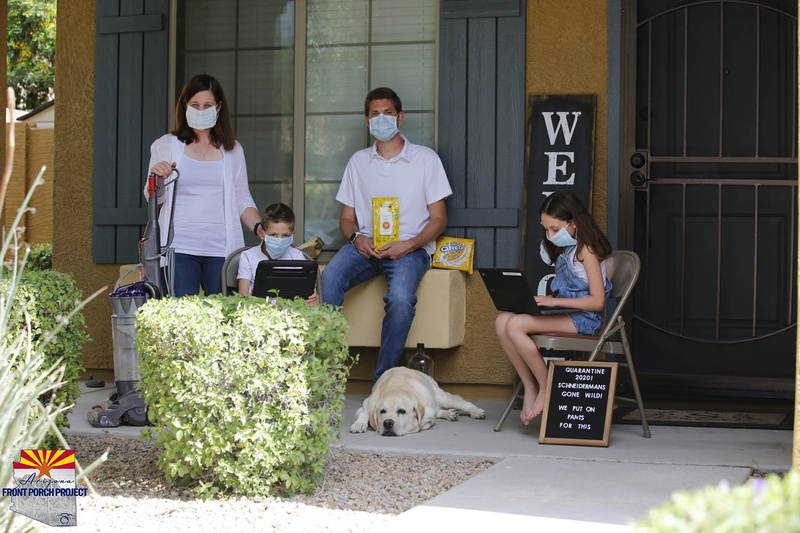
[372,197,400,249]
[432,236,475,274]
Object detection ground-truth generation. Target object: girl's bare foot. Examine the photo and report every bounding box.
[520,387,537,425]
[531,391,546,419]
[521,391,547,425]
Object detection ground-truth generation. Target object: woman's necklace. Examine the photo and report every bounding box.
[195,142,211,160]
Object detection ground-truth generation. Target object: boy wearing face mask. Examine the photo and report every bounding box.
[236,203,320,305]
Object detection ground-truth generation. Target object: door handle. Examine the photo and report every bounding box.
[630,171,648,187]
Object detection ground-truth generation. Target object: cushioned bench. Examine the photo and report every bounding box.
[320,266,467,349]
[119,264,467,349]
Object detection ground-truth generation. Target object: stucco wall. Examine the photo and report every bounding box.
[527,0,609,228]
[52,0,610,400]
[3,124,54,244]
[53,1,120,370]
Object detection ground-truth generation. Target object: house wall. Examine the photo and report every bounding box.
[53,1,118,370]
[527,1,610,228]
[53,0,610,400]
[3,124,54,245]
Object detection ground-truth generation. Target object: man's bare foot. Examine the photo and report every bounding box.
[520,387,537,425]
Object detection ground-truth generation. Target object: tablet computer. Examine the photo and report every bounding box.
[252,260,317,300]
[479,268,578,315]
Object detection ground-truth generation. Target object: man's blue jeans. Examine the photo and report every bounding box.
[321,244,430,381]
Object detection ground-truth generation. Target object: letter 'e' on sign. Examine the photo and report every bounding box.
[539,361,618,447]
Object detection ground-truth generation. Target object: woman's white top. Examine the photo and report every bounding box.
[171,157,226,256]
[144,134,257,264]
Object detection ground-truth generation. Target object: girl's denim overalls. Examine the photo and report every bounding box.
[549,246,612,335]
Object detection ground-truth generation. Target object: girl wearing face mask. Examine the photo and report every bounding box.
[145,74,261,297]
[236,203,319,305]
[495,191,612,426]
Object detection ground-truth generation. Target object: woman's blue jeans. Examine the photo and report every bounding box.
[321,244,430,381]
[172,253,225,297]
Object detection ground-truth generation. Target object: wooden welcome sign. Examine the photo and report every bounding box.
[539,361,617,447]
[523,94,596,295]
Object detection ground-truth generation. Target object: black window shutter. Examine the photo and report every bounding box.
[439,0,526,268]
[93,0,169,264]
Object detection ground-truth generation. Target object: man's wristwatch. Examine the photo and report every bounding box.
[349,231,362,245]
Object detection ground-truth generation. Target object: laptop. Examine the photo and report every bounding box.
[479,268,578,315]
[252,260,318,300]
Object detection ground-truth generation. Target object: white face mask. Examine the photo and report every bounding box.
[369,114,399,142]
[548,224,578,248]
[186,105,218,130]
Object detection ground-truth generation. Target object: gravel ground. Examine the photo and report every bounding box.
[33,435,495,532]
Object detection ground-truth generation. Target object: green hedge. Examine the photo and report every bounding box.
[1,269,90,448]
[134,295,355,498]
[638,472,800,532]
[25,243,52,271]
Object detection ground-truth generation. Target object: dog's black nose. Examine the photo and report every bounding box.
[383,419,394,429]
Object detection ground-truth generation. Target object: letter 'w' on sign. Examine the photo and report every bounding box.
[541,111,582,145]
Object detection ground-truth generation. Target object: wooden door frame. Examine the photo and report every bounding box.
[617,0,637,252]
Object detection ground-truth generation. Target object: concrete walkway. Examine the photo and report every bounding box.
[68,382,794,531]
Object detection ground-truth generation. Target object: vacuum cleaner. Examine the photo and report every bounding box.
[87,168,179,428]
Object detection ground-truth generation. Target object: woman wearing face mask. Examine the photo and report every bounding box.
[235,202,319,305]
[495,191,613,426]
[145,74,261,297]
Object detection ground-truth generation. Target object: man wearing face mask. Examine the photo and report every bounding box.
[321,87,453,381]
[146,74,261,297]
[236,202,320,304]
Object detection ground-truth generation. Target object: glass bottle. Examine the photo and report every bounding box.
[408,343,434,376]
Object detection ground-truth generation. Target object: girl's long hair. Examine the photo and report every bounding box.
[539,191,612,264]
[171,74,236,151]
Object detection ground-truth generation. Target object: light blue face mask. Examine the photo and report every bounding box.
[369,114,399,142]
[265,235,293,258]
[548,224,577,248]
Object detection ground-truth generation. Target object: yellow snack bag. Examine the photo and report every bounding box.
[372,197,399,249]
[432,236,474,274]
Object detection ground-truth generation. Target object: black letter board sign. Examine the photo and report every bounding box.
[539,361,617,447]
[523,94,596,296]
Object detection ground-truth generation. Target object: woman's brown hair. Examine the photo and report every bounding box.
[539,190,612,264]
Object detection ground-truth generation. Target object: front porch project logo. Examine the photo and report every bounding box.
[3,450,86,527]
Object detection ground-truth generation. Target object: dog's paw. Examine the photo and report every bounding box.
[469,407,486,419]
[349,421,368,433]
[443,409,459,421]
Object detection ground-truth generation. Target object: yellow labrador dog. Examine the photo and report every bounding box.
[349,367,486,436]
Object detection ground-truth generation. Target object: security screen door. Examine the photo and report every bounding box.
[620,0,798,396]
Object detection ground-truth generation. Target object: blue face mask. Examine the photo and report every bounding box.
[548,224,577,248]
[369,114,399,142]
[265,235,293,258]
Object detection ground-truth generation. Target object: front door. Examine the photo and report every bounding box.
[620,0,798,396]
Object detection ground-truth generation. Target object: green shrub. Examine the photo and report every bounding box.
[638,472,800,532]
[25,242,52,270]
[135,295,355,498]
[1,159,105,532]
[0,269,90,448]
